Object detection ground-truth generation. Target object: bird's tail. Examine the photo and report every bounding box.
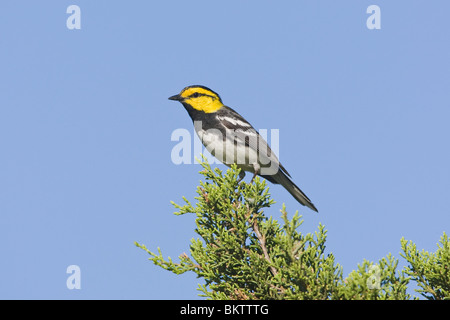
[264,171,318,212]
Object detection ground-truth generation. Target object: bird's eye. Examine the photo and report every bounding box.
[192,92,200,98]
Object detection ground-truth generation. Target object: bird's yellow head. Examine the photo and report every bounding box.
[168,85,224,113]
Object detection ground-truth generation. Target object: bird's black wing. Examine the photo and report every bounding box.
[216,106,292,177]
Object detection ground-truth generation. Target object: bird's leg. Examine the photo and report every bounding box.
[250,163,260,184]
[250,172,258,183]
[237,169,246,183]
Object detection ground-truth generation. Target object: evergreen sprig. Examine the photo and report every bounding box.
[400,233,450,300]
[135,159,449,300]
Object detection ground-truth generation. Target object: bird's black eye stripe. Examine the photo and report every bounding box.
[189,92,216,100]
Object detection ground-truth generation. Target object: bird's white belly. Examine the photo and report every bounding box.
[196,128,257,173]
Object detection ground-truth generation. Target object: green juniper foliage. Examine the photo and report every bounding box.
[135,160,450,300]
[335,254,411,300]
[400,233,450,300]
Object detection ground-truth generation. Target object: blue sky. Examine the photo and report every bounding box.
[1,1,449,299]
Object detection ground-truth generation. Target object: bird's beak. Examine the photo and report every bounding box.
[168,94,183,101]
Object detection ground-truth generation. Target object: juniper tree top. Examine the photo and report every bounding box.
[136,160,449,300]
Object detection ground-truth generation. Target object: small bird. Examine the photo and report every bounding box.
[169,85,318,212]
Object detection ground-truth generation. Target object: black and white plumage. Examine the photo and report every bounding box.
[169,85,318,212]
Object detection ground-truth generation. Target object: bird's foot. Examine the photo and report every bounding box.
[250,164,260,184]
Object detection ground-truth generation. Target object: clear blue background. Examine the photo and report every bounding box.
[1,1,449,299]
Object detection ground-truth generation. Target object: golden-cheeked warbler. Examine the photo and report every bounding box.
[169,85,318,212]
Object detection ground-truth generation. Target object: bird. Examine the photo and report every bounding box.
[168,85,318,212]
